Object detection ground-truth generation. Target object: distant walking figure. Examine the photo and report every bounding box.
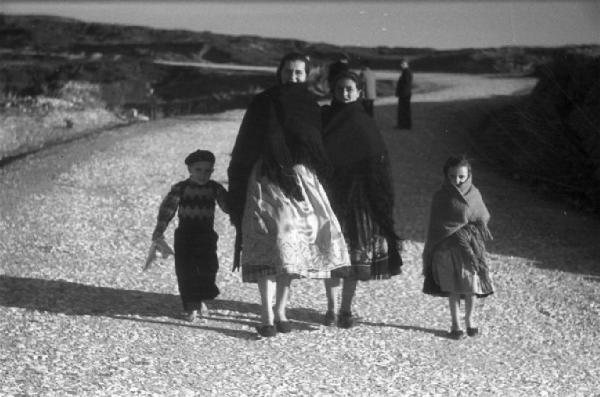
[395,59,413,129]
[321,68,403,329]
[227,52,350,338]
[422,156,494,339]
[148,149,228,322]
[359,61,377,118]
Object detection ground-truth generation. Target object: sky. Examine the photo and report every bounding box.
[2,1,599,49]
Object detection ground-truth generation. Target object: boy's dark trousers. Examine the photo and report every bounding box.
[174,228,220,310]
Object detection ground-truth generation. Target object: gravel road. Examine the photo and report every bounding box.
[1,73,598,396]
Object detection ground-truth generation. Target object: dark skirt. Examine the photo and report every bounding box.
[397,96,411,129]
[174,228,220,310]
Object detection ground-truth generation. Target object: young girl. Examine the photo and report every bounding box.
[321,70,402,328]
[422,156,494,339]
[148,149,228,321]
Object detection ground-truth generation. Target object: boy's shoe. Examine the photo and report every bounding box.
[183,310,197,322]
[323,311,337,326]
[337,311,356,329]
[274,321,292,333]
[466,327,479,337]
[448,329,465,340]
[256,325,277,338]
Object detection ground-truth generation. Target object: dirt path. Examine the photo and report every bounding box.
[1,74,598,396]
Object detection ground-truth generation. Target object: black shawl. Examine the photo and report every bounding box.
[322,101,386,166]
[227,83,328,227]
[322,101,402,274]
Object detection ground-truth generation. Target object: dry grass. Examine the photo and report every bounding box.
[0,81,126,162]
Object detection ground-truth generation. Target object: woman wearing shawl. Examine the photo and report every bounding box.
[423,156,494,339]
[321,69,403,329]
[227,53,350,337]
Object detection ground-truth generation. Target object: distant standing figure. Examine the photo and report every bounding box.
[148,149,228,322]
[422,156,494,340]
[395,59,413,129]
[360,61,377,117]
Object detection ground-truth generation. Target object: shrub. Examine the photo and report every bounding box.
[58,80,104,107]
[473,53,600,211]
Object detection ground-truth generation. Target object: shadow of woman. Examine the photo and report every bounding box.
[108,314,258,340]
[0,275,323,337]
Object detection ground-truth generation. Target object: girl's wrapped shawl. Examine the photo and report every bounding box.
[322,101,402,275]
[422,175,492,295]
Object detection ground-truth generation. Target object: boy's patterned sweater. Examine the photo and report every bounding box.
[152,179,228,240]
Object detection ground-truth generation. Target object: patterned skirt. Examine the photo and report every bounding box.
[241,162,350,283]
[330,181,395,281]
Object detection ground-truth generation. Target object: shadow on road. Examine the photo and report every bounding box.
[0,275,323,339]
[375,100,600,280]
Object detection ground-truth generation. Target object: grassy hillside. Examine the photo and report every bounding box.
[2,12,600,182]
[471,53,600,212]
[4,13,599,73]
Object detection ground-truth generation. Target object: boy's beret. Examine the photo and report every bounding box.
[185,149,215,165]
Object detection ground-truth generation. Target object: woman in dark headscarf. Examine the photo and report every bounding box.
[321,69,403,328]
[228,52,350,337]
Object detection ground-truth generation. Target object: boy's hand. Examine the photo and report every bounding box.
[143,242,158,271]
[154,238,174,259]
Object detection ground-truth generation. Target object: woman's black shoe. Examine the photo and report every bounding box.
[337,311,356,329]
[256,325,277,337]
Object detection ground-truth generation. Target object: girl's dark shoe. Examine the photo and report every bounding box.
[337,311,356,329]
[449,329,465,340]
[324,311,337,326]
[274,321,292,333]
[467,327,479,337]
[256,325,277,337]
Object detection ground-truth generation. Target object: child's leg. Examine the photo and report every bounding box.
[274,274,291,322]
[449,294,461,331]
[257,275,276,325]
[464,295,475,329]
[324,278,341,313]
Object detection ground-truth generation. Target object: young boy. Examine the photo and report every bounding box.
[147,149,228,321]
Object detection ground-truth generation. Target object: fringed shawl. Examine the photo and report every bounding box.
[422,175,492,294]
[262,83,330,183]
[228,83,329,227]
